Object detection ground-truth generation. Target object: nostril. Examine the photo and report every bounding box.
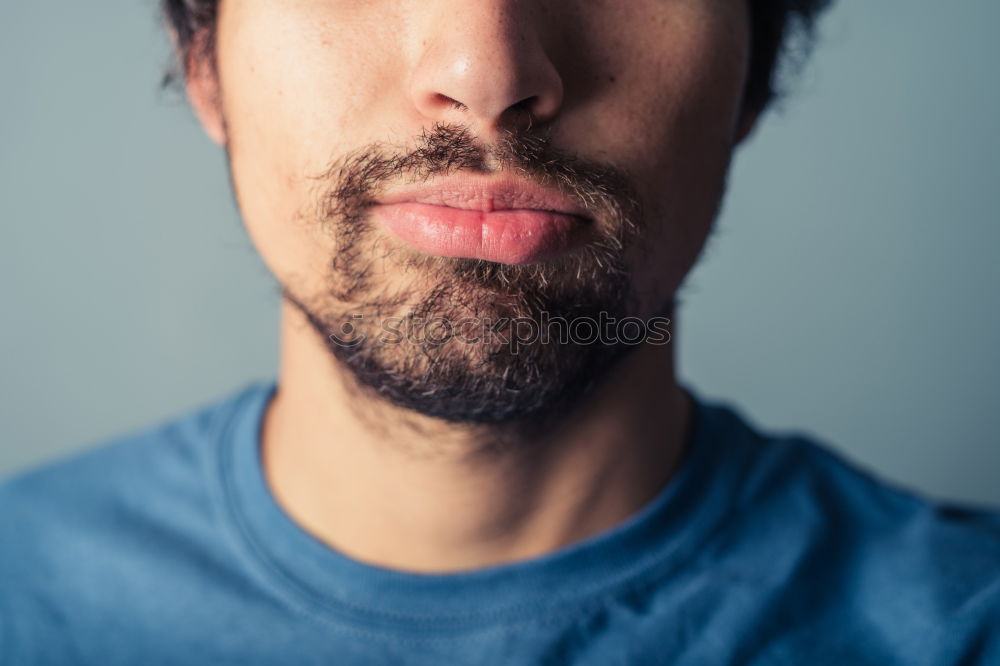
[430,92,468,112]
[499,96,541,130]
[509,97,535,114]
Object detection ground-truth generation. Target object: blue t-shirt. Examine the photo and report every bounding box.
[1,382,998,665]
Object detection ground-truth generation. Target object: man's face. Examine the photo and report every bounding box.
[200,0,751,425]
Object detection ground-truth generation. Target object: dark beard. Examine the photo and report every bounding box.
[285,124,647,426]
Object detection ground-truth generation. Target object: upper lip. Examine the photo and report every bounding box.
[375,175,592,220]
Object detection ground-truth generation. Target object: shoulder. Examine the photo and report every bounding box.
[704,400,1000,664]
[0,382,272,658]
[0,381,265,524]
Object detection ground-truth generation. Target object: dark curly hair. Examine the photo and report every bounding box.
[162,0,833,115]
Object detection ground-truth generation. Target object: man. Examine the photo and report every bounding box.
[2,0,998,663]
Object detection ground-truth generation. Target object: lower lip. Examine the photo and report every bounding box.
[372,203,590,265]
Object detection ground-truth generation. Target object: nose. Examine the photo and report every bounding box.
[408,1,565,136]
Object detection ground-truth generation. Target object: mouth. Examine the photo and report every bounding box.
[370,175,593,265]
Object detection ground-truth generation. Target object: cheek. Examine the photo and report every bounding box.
[214,2,400,287]
[565,6,749,314]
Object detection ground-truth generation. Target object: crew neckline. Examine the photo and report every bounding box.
[215,381,749,637]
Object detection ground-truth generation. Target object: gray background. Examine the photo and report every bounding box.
[2,1,998,504]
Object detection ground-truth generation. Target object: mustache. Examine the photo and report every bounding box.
[313,123,641,230]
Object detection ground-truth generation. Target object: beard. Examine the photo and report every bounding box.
[282,124,652,426]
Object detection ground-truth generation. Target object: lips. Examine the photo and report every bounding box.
[370,175,592,265]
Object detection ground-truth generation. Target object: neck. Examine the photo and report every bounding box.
[262,299,693,573]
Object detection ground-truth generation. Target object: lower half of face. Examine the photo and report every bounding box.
[213,0,750,425]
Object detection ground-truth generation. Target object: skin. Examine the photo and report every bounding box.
[185,0,756,572]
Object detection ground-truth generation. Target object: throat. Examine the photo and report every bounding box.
[260,303,692,573]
